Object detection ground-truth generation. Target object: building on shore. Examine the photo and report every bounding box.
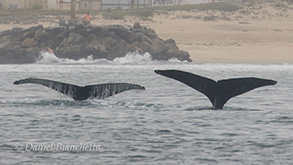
[0,0,102,10]
[0,0,149,10]
[79,0,102,10]
[101,0,152,10]
[0,0,240,10]
[0,0,47,9]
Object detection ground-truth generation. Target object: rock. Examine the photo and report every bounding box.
[46,26,66,35]
[85,43,107,59]
[0,35,12,47]
[140,42,155,56]
[130,32,152,44]
[25,47,40,61]
[108,25,134,43]
[0,44,36,64]
[59,32,88,48]
[0,23,192,64]
[0,27,24,39]
[108,41,127,60]
[100,36,118,50]
[56,24,83,39]
[59,45,84,59]
[164,38,179,50]
[145,28,157,39]
[12,27,25,33]
[56,29,71,38]
[87,34,101,45]
[90,26,111,38]
[152,38,169,55]
[75,28,89,38]
[11,31,28,43]
[167,49,191,62]
[133,22,157,39]
[21,38,38,48]
[39,31,55,42]
[24,25,44,39]
[0,30,10,38]
[133,22,142,30]
[46,36,64,49]
[34,29,44,41]
[85,34,108,59]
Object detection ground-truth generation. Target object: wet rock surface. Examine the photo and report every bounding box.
[0,23,191,64]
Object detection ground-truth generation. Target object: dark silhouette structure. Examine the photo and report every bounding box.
[155,70,277,109]
[14,78,145,101]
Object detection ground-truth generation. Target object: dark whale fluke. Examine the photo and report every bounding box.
[14,78,145,101]
[155,70,277,109]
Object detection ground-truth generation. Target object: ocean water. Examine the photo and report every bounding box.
[0,52,292,164]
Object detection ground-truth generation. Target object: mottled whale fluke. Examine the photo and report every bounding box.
[13,78,145,101]
[155,70,277,109]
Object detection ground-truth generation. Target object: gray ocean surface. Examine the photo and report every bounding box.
[0,53,292,164]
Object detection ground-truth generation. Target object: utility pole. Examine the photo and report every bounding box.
[131,0,134,9]
[71,0,76,19]
[88,0,93,11]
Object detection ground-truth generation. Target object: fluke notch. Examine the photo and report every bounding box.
[155,70,277,109]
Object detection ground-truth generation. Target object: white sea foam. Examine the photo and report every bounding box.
[36,51,98,64]
[112,51,153,64]
[36,51,61,63]
[35,51,185,65]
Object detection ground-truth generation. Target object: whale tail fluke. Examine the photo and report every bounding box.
[13,78,80,99]
[84,83,145,99]
[155,70,217,104]
[14,78,35,85]
[155,70,277,109]
[13,78,145,101]
[218,77,277,99]
[215,78,277,109]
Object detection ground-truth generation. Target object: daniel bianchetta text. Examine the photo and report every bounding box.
[14,143,101,152]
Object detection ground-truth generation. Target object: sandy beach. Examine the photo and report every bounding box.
[1,2,293,64]
[147,19,293,64]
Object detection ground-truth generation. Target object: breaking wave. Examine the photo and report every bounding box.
[113,52,153,64]
[36,51,97,64]
[35,51,187,65]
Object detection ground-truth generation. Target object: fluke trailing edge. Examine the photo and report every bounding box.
[13,78,145,101]
[155,70,277,109]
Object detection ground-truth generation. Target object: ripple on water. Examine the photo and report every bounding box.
[1,63,293,164]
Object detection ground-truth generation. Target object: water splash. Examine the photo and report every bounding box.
[36,51,97,64]
[36,51,60,63]
[113,52,153,64]
[35,51,185,65]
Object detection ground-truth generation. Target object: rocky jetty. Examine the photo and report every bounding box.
[0,23,191,64]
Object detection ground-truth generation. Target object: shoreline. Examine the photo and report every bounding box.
[186,44,293,64]
[1,13,293,64]
[145,19,293,64]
